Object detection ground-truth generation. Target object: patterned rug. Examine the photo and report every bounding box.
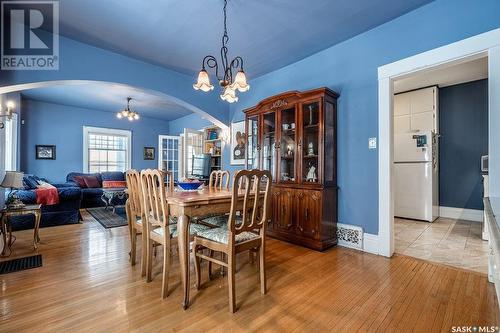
[86,206,128,229]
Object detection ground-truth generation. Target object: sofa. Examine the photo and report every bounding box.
[65,171,127,208]
[12,171,127,230]
[12,179,82,231]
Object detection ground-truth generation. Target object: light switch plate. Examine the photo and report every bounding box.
[368,137,377,149]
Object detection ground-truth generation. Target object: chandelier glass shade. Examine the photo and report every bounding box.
[116,97,139,121]
[193,0,249,102]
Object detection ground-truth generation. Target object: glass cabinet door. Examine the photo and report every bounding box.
[302,101,320,184]
[262,112,276,178]
[246,115,260,169]
[279,107,297,182]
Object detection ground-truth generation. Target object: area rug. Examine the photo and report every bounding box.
[0,254,42,275]
[86,206,128,229]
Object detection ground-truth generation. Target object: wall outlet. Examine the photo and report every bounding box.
[368,137,377,149]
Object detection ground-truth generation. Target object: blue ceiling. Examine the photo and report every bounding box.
[58,0,434,78]
[21,82,193,121]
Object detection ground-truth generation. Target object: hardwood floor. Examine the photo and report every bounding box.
[1,210,498,332]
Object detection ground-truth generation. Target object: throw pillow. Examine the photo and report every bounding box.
[23,175,40,189]
[102,180,127,188]
[82,175,101,188]
[73,176,87,188]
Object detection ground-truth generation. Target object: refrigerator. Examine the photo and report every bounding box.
[394,131,439,222]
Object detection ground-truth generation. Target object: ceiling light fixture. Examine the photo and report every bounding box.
[117,97,139,121]
[193,0,249,103]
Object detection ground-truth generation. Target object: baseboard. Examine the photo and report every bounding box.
[439,206,483,222]
[363,233,379,255]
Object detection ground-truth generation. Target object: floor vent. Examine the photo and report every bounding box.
[337,223,363,250]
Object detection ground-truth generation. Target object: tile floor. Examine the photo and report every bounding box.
[395,217,489,274]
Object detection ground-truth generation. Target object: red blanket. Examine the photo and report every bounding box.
[35,183,60,205]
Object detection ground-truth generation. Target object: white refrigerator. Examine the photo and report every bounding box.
[394,131,439,222]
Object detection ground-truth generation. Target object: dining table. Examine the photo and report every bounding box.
[166,187,237,309]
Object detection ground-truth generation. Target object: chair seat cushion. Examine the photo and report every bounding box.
[152,223,209,238]
[196,227,259,244]
[199,214,229,227]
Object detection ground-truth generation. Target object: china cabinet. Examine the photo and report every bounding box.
[244,87,338,250]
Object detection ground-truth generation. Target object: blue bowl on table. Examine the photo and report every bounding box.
[177,181,203,191]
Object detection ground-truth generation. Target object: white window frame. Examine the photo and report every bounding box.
[4,113,18,171]
[83,126,132,173]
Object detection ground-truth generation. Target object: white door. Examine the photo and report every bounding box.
[182,128,204,178]
[394,162,434,221]
[158,135,181,181]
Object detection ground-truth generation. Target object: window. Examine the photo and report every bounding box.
[83,126,131,173]
[3,113,18,171]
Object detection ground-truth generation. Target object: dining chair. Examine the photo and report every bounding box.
[192,169,272,313]
[140,169,210,298]
[125,169,147,277]
[209,170,230,190]
[198,170,232,228]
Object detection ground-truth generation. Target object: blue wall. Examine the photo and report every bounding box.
[439,79,488,210]
[20,99,169,182]
[216,0,499,234]
[168,113,212,136]
[0,33,229,125]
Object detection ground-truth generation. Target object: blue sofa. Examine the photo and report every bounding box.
[65,171,127,208]
[12,171,127,230]
[12,181,82,231]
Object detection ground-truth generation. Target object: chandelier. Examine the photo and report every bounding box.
[193,0,249,103]
[116,97,139,121]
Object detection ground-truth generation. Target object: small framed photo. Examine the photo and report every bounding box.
[144,147,155,160]
[36,145,56,160]
[230,120,246,165]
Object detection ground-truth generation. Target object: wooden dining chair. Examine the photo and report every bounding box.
[125,169,147,277]
[209,170,230,190]
[199,170,232,228]
[140,169,210,298]
[192,169,272,313]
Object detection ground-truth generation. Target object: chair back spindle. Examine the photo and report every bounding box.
[209,170,230,190]
[126,169,143,218]
[228,170,272,235]
[140,169,170,231]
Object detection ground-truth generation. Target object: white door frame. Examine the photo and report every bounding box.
[378,28,500,257]
[182,128,204,178]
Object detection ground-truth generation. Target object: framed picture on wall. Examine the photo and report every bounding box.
[144,147,155,160]
[230,120,246,165]
[36,145,56,160]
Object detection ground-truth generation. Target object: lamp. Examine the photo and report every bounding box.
[193,0,250,103]
[116,97,139,121]
[1,171,25,209]
[220,86,238,103]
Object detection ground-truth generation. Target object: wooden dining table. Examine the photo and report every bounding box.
[166,188,236,309]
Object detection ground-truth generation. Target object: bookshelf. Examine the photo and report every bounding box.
[203,126,223,172]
